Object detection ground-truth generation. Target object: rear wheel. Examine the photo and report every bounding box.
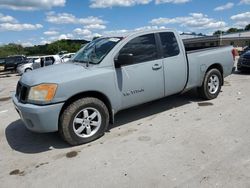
[59,97,109,145]
[198,69,222,100]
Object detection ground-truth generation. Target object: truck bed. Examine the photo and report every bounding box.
[185,45,234,91]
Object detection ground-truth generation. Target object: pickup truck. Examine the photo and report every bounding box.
[13,29,234,145]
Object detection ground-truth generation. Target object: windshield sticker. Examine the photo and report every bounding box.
[108,38,120,42]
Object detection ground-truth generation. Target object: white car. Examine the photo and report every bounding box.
[61,53,75,63]
[32,55,62,69]
[17,55,62,74]
[17,59,34,75]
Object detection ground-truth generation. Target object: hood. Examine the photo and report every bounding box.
[20,63,90,86]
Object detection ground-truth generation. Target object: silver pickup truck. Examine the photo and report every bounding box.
[13,29,234,145]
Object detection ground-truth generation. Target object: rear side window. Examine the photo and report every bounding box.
[45,57,55,64]
[159,32,180,58]
[119,34,158,64]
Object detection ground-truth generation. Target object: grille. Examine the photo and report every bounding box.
[242,58,250,66]
[16,82,28,103]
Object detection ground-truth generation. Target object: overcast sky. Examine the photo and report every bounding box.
[0,0,249,46]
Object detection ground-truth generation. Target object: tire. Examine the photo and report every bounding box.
[59,97,109,145]
[198,68,222,100]
[25,68,32,72]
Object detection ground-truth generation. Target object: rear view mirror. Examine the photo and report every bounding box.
[115,53,134,68]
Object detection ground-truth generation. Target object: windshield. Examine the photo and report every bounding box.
[72,37,122,64]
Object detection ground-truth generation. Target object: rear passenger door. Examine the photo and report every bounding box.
[158,32,188,96]
[115,33,165,109]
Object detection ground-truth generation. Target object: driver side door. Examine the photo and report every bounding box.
[115,33,165,109]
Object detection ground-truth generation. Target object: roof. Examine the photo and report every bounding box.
[102,28,176,38]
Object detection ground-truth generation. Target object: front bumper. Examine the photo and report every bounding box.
[12,94,64,133]
[16,66,24,75]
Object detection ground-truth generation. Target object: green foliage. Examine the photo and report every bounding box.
[213,24,250,36]
[0,43,26,57]
[0,39,88,58]
[213,30,225,36]
[226,28,239,33]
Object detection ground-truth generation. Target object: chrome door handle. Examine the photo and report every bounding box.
[152,64,162,70]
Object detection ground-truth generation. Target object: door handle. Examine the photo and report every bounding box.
[152,64,162,70]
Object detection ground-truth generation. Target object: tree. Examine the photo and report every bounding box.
[226,28,239,34]
[213,30,225,36]
[0,39,87,57]
[245,24,250,31]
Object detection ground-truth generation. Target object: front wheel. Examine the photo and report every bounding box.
[59,97,109,145]
[25,68,32,72]
[198,69,222,100]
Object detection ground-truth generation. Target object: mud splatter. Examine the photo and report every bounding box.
[9,169,25,176]
[200,176,210,183]
[35,162,49,168]
[66,151,78,158]
[0,96,11,102]
[224,81,231,86]
[198,102,214,107]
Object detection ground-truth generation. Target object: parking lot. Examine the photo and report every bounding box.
[0,69,250,187]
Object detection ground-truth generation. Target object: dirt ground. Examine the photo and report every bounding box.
[0,70,250,188]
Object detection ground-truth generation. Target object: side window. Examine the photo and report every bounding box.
[16,57,22,61]
[159,32,180,58]
[45,57,55,64]
[119,34,158,64]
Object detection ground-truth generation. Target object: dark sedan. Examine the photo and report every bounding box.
[237,51,250,72]
[4,55,28,71]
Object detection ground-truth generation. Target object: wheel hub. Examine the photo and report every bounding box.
[208,74,219,94]
[73,107,102,138]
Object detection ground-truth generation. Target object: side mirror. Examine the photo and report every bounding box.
[115,53,134,68]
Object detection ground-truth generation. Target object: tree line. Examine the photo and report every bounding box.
[213,24,250,36]
[0,39,88,58]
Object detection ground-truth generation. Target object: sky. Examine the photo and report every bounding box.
[0,0,249,46]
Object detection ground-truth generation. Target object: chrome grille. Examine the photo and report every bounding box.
[16,82,28,103]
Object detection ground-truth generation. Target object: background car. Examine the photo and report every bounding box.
[61,53,75,63]
[4,55,28,72]
[57,51,68,57]
[32,55,62,69]
[17,58,35,75]
[237,50,250,72]
[0,57,5,66]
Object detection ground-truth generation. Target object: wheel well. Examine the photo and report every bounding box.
[59,91,113,125]
[206,63,224,85]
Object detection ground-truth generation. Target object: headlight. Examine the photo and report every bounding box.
[28,84,58,103]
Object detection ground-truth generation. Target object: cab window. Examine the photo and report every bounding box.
[159,32,180,58]
[119,34,158,64]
